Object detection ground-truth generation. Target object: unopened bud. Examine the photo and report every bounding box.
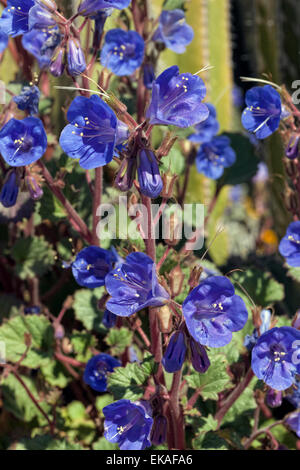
[292,310,300,330]
[114,157,136,192]
[286,135,300,160]
[50,47,65,77]
[189,337,210,373]
[266,388,282,408]
[25,175,43,201]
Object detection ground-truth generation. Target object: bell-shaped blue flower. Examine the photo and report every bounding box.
[14,85,40,116]
[103,399,153,450]
[137,149,163,198]
[182,276,248,348]
[59,95,127,169]
[0,117,47,167]
[146,65,209,128]
[22,27,61,68]
[0,0,34,37]
[100,29,144,76]
[195,135,236,179]
[279,221,300,267]
[241,85,282,139]
[72,246,114,288]
[189,103,220,143]
[78,0,131,16]
[105,252,170,317]
[83,353,121,392]
[0,170,19,208]
[251,326,300,391]
[67,38,86,76]
[153,9,194,54]
[162,330,187,373]
[189,337,210,373]
[28,0,57,30]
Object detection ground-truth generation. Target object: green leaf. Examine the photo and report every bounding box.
[163,0,186,10]
[219,133,259,186]
[11,236,55,280]
[73,288,106,332]
[14,435,84,450]
[41,360,71,388]
[185,355,231,400]
[0,314,54,368]
[287,266,300,283]
[92,438,118,450]
[105,327,133,356]
[70,331,97,362]
[193,431,230,450]
[107,353,156,400]
[161,144,185,175]
[2,374,51,424]
[232,268,285,308]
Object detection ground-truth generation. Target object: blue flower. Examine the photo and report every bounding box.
[100,29,144,76]
[137,149,163,198]
[72,246,114,288]
[182,276,248,348]
[102,309,118,328]
[189,103,219,143]
[195,135,236,179]
[162,330,187,373]
[279,222,300,267]
[105,252,170,317]
[67,38,86,76]
[251,327,300,391]
[189,337,210,373]
[0,30,8,53]
[78,0,131,17]
[0,0,35,37]
[0,170,19,208]
[83,353,121,392]
[266,388,282,408]
[244,308,272,351]
[285,135,300,160]
[22,27,61,68]
[146,65,209,128]
[285,411,300,438]
[286,377,300,408]
[241,85,282,139]
[103,399,153,450]
[49,46,65,77]
[153,9,194,54]
[143,63,155,90]
[28,0,57,30]
[0,117,47,167]
[14,85,40,116]
[59,95,127,169]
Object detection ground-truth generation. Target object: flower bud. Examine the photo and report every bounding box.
[24,306,41,315]
[286,136,300,160]
[266,388,282,408]
[137,149,163,198]
[150,415,167,446]
[25,175,44,201]
[0,170,19,208]
[102,309,117,328]
[189,337,210,373]
[292,310,300,330]
[50,47,65,77]
[54,323,65,340]
[162,330,187,373]
[67,38,86,77]
[114,157,136,192]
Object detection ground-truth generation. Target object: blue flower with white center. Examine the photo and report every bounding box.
[78,0,131,17]
[244,308,272,351]
[103,399,153,450]
[146,65,209,128]
[279,221,300,268]
[105,252,170,317]
[0,30,8,53]
[0,0,35,37]
[137,149,163,198]
[14,85,40,116]
[285,411,300,438]
[182,276,248,348]
[0,170,19,208]
[100,29,144,76]
[195,135,236,179]
[189,103,220,143]
[67,38,86,77]
[162,330,187,373]
[83,353,121,392]
[241,85,282,139]
[72,246,114,288]
[251,327,300,391]
[59,95,128,170]
[153,9,194,54]
[0,117,47,167]
[22,27,61,68]
[28,0,57,30]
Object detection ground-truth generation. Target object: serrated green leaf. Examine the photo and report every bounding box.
[70,331,97,362]
[0,314,54,368]
[287,266,300,283]
[40,360,71,388]
[92,437,118,450]
[14,435,84,450]
[105,327,133,356]
[193,431,230,450]
[11,236,55,280]
[73,288,106,332]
